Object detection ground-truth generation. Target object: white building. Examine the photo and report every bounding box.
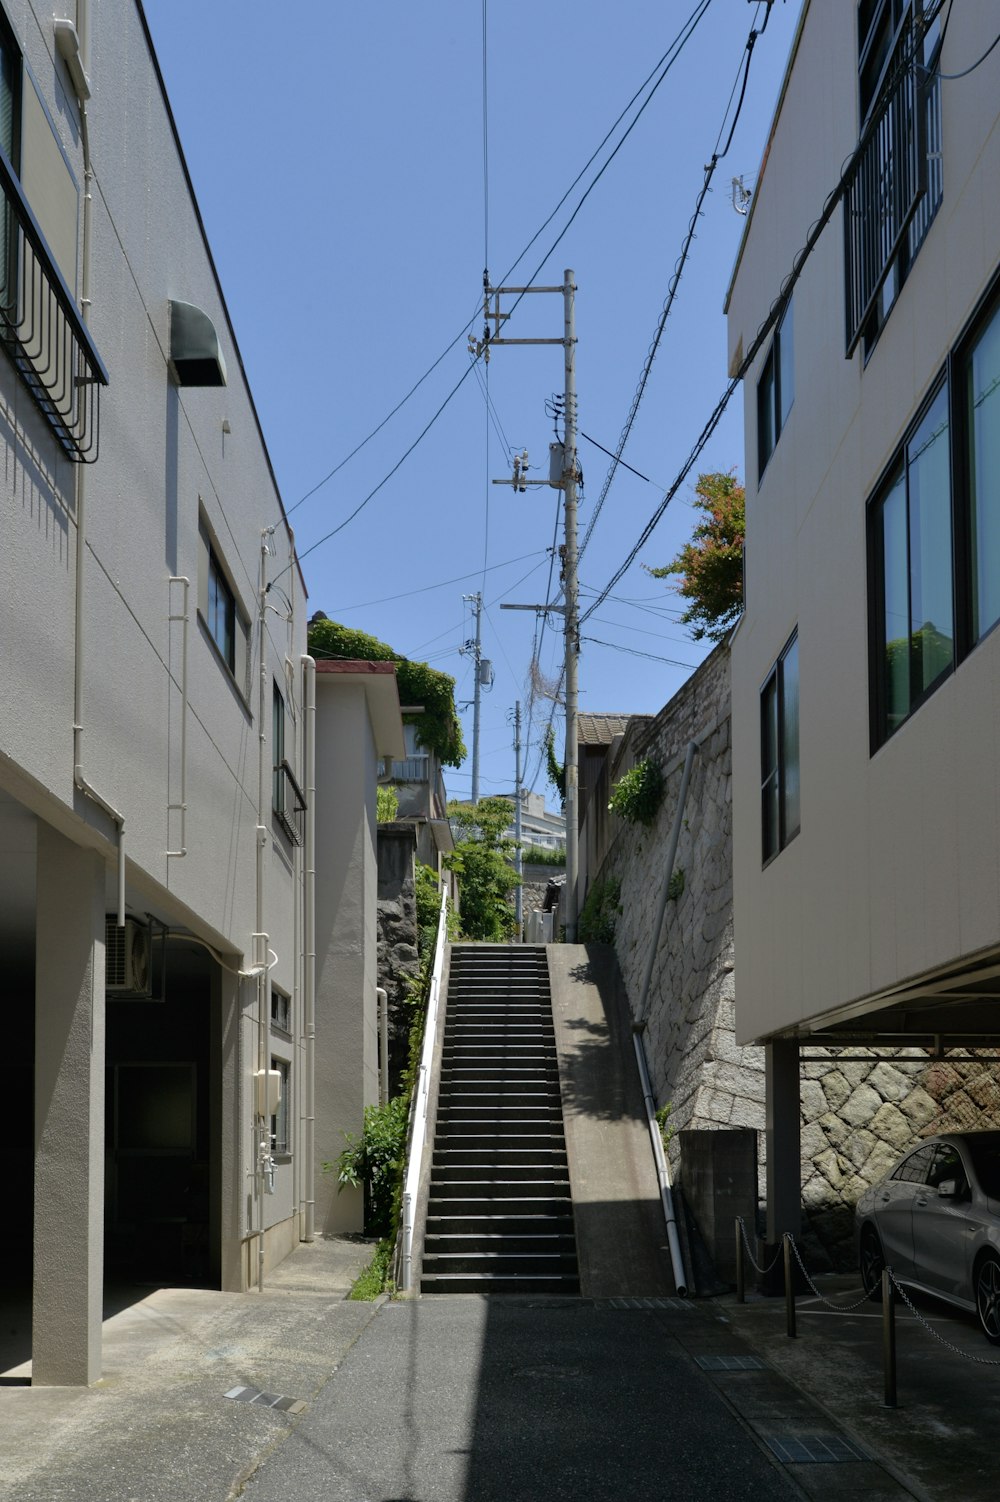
[0,0,324,1384]
[726,1,1000,1237]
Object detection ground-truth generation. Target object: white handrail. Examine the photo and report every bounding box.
[399,889,449,1291]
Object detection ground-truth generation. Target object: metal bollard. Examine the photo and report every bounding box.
[882,1267,897,1408]
[784,1233,796,1338]
[735,1218,745,1304]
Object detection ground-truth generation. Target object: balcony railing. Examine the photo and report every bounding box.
[273,759,306,845]
[843,44,941,356]
[378,753,430,782]
[0,143,108,460]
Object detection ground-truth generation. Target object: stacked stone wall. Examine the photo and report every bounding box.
[581,644,1000,1271]
[376,825,421,1097]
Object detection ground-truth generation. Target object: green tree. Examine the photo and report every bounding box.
[445,797,519,942]
[308,616,466,766]
[646,471,745,642]
[376,784,399,822]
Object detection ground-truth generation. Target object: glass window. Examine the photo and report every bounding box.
[271,988,291,1034]
[891,1144,934,1183]
[207,548,235,670]
[760,630,800,863]
[928,1144,967,1193]
[870,380,953,746]
[967,298,1000,642]
[757,301,793,480]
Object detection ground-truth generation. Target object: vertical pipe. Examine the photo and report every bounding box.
[784,1234,796,1338]
[377,987,389,1107]
[633,1030,686,1296]
[167,576,189,857]
[302,654,316,1242]
[882,1268,897,1407]
[562,269,579,941]
[255,532,272,1292]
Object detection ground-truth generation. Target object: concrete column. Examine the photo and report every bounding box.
[33,826,106,1386]
[765,1037,801,1243]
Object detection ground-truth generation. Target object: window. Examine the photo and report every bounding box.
[846,0,943,356]
[760,630,800,863]
[869,275,1000,747]
[757,300,793,479]
[270,1057,290,1156]
[272,682,285,814]
[870,381,952,741]
[271,988,291,1034]
[207,547,235,669]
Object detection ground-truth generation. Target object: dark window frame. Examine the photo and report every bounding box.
[760,629,800,865]
[207,545,236,671]
[757,299,793,482]
[272,681,285,815]
[868,266,1000,750]
[269,1055,291,1158]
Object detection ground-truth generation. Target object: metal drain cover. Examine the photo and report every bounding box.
[765,1434,870,1464]
[224,1385,306,1414]
[694,1353,766,1371]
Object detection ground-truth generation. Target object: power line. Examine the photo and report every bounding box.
[582,635,697,671]
[284,0,713,527]
[332,548,546,614]
[580,22,937,629]
[579,6,767,563]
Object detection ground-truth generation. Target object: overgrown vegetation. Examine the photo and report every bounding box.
[376,783,399,822]
[520,843,566,866]
[545,726,566,808]
[646,471,745,642]
[609,758,664,827]
[308,616,466,766]
[445,797,520,942]
[332,864,454,1299]
[655,1102,674,1152]
[577,874,621,944]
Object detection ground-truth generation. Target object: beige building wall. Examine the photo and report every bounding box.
[727,1,1000,1045]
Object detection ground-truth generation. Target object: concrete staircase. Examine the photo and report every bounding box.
[420,944,579,1294]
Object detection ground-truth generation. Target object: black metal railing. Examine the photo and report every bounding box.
[0,143,108,460]
[273,759,306,845]
[844,45,940,356]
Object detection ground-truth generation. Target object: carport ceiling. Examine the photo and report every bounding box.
[806,948,1000,1049]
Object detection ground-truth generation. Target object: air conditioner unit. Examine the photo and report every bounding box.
[105,917,152,996]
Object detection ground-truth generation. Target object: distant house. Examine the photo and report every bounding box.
[499,789,566,854]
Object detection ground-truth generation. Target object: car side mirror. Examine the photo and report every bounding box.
[936,1179,960,1199]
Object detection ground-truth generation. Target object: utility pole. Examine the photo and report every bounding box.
[512,700,524,938]
[488,269,580,939]
[461,591,484,805]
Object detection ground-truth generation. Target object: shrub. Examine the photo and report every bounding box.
[376,784,399,822]
[609,759,664,827]
[578,875,622,944]
[335,1096,410,1236]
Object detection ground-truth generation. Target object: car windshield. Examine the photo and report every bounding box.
[964,1134,1000,1198]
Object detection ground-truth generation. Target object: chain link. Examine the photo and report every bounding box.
[736,1215,783,1275]
[886,1267,1000,1367]
[787,1234,877,1313]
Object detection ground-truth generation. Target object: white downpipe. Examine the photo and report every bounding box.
[399,889,448,1292]
[166,576,189,858]
[301,654,316,1242]
[254,531,274,1292]
[70,17,125,925]
[633,1030,687,1296]
[377,987,389,1107]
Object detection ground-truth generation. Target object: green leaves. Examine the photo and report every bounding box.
[308,617,466,766]
[609,759,664,827]
[646,470,745,643]
[444,797,520,942]
[334,1096,410,1236]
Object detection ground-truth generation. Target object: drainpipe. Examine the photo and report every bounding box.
[62,4,125,925]
[377,987,389,1107]
[301,653,316,1242]
[254,530,275,1291]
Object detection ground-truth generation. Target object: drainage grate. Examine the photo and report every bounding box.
[765,1434,870,1464]
[602,1296,694,1311]
[694,1353,766,1371]
[224,1385,307,1414]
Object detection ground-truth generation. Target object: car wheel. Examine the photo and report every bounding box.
[860,1224,885,1300]
[975,1253,1000,1345]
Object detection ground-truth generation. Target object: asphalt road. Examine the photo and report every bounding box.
[242,1295,798,1502]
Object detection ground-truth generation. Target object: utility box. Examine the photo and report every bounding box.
[678,1128,757,1286]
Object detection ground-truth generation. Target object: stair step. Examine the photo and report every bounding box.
[426,1214,574,1236]
[425,1234,576,1256]
[433,1132,568,1151]
[431,1161,566,1183]
[420,1272,580,1294]
[422,1251,578,1274]
[427,1179,571,1200]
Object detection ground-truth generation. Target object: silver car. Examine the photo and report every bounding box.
[855,1131,1000,1343]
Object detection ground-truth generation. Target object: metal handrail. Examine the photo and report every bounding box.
[398,888,449,1291]
[0,139,108,459]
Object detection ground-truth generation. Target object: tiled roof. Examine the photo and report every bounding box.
[576,713,635,746]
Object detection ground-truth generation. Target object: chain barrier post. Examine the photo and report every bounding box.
[882,1267,897,1408]
[735,1218,745,1304]
[783,1233,796,1338]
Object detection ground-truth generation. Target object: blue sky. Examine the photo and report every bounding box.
[143,0,804,805]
